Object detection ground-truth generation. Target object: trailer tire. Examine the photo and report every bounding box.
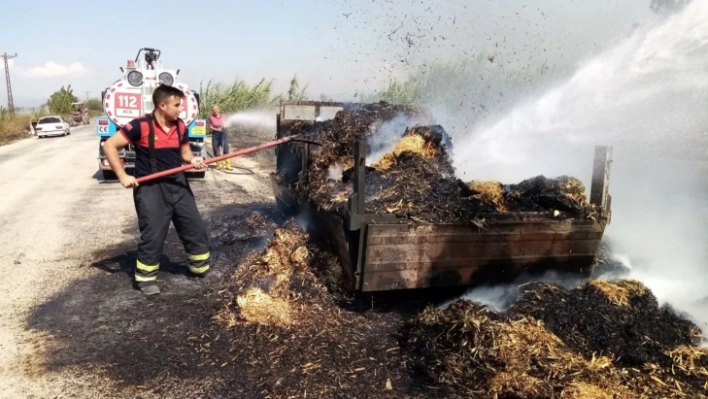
[102,170,117,180]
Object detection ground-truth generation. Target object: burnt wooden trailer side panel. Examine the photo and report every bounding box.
[358,219,606,292]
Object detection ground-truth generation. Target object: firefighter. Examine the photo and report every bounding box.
[102,84,211,296]
[208,105,232,171]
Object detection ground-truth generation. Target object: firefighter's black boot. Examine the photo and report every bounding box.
[137,281,160,296]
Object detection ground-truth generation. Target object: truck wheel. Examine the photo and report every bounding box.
[102,170,117,180]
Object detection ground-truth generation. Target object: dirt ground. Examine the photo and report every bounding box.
[0,123,282,398]
[3,123,704,399]
[0,124,466,399]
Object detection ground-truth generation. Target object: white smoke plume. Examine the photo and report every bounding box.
[365,113,424,165]
[440,0,708,332]
[327,164,343,181]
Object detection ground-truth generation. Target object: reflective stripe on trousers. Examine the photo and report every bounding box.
[135,259,159,282]
[187,252,210,274]
[133,172,210,282]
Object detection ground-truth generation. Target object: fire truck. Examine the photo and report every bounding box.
[96,48,207,180]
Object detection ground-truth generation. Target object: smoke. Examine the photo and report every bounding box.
[294,211,312,234]
[273,1,708,331]
[607,155,708,332]
[446,285,512,313]
[326,0,652,100]
[225,109,277,130]
[451,2,708,182]
[366,113,424,165]
[436,0,708,332]
[327,164,343,181]
[439,270,591,312]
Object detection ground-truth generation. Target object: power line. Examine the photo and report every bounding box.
[2,53,17,115]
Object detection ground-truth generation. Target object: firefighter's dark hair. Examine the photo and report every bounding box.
[152,84,184,107]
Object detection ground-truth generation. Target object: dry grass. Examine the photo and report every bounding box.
[214,220,343,329]
[372,132,441,171]
[587,279,652,307]
[487,318,633,398]
[213,226,306,328]
[404,279,708,399]
[391,134,440,158]
[587,280,631,306]
[235,287,293,327]
[209,213,708,398]
[468,181,506,211]
[0,113,31,146]
[404,302,638,398]
[615,279,649,296]
[331,192,350,203]
[561,177,588,204]
[666,345,708,383]
[0,110,104,147]
[562,382,615,399]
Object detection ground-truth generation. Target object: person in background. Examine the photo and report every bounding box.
[208,105,232,171]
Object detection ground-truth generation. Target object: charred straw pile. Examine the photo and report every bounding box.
[401,279,708,399]
[211,219,707,398]
[214,219,344,328]
[212,220,428,398]
[277,102,598,223]
[282,102,428,208]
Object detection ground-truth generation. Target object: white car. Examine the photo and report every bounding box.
[33,115,71,138]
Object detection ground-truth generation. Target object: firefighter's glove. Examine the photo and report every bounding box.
[191,157,208,170]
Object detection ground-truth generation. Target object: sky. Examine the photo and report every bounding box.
[0,0,656,109]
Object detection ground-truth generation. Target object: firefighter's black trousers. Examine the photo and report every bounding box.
[132,172,210,283]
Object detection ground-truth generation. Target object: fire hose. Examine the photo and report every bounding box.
[135,135,318,184]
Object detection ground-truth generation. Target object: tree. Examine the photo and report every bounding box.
[650,0,692,14]
[85,98,103,111]
[47,85,79,114]
[197,78,280,119]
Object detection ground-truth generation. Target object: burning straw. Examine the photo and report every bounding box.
[370,125,449,171]
[401,279,708,399]
[278,102,598,224]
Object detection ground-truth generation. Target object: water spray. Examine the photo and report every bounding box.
[225,110,277,130]
[446,0,708,330]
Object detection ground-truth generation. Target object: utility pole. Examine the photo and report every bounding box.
[2,53,17,115]
[85,91,90,101]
